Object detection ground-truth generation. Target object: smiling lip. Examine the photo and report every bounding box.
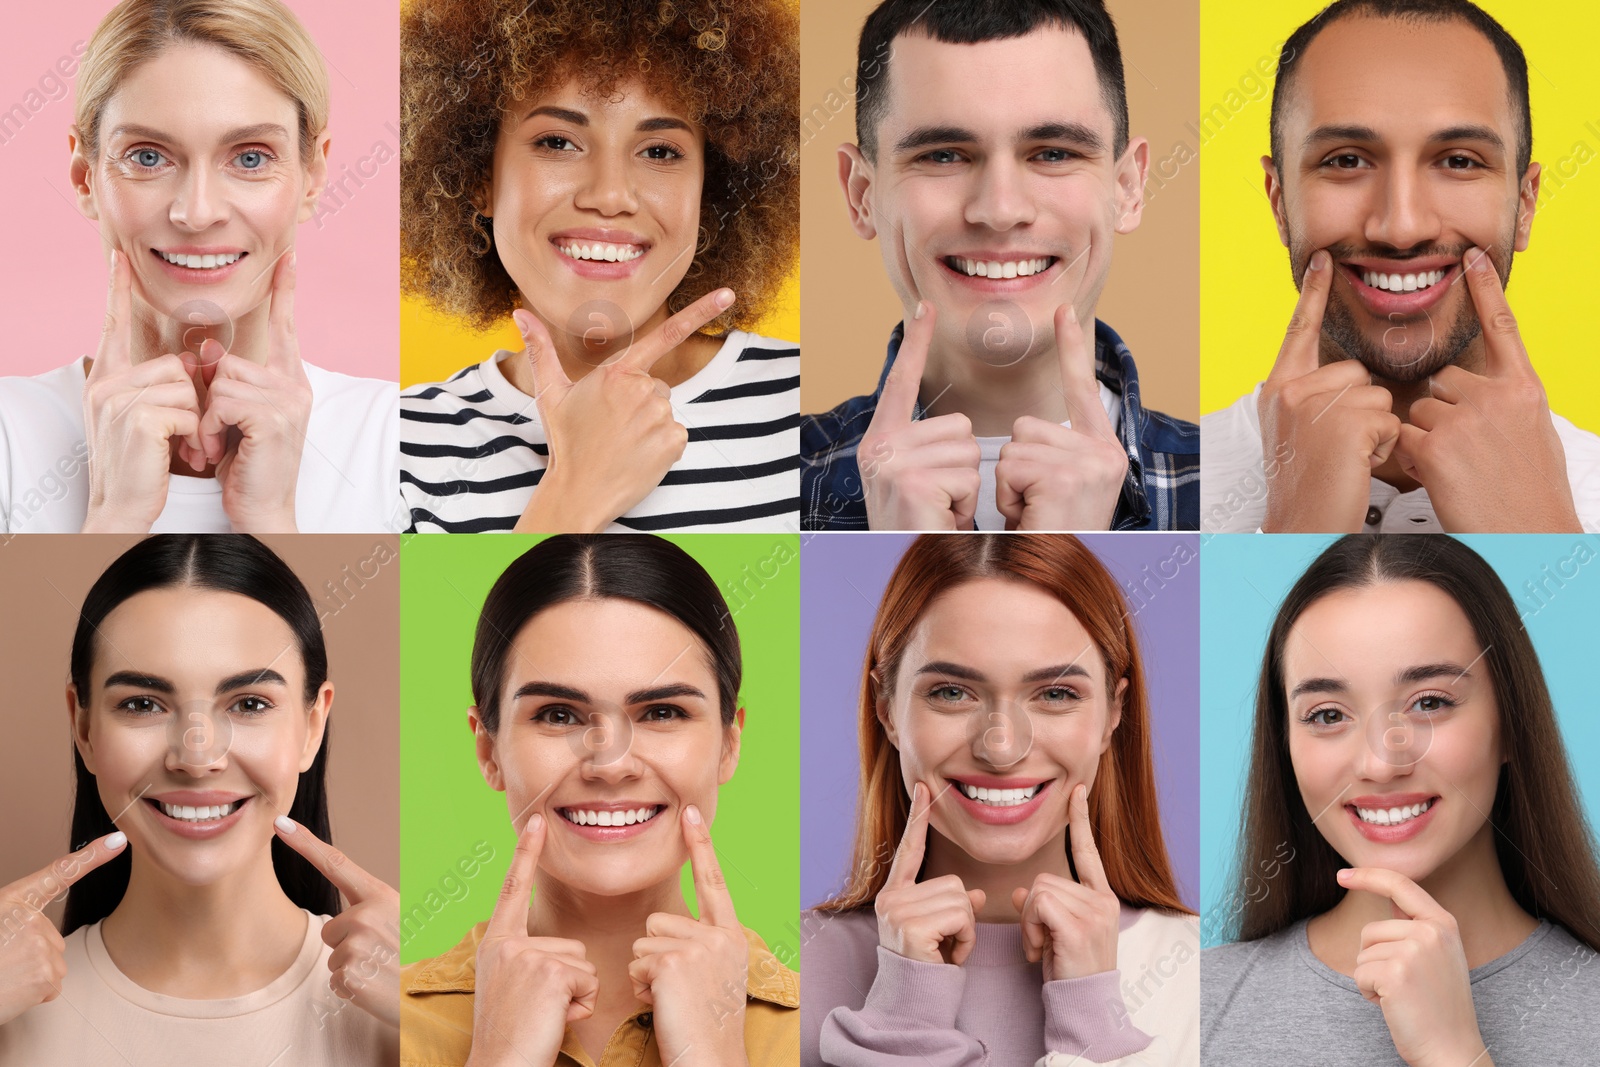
[944,777,1054,826]
[142,793,252,840]
[548,228,650,281]
[939,252,1060,292]
[1345,793,1440,843]
[150,246,247,285]
[554,801,668,842]
[1337,257,1459,319]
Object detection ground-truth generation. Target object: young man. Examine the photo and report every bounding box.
[1202,0,1600,533]
[801,0,1199,531]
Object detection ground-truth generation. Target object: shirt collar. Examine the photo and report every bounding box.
[869,317,1153,525]
[405,921,799,1010]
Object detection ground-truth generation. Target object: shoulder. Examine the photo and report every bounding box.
[1201,922,1304,986]
[400,359,496,409]
[303,361,397,408]
[0,360,87,415]
[720,330,799,366]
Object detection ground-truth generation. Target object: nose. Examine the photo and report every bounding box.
[577,710,642,782]
[572,148,639,217]
[1356,707,1423,782]
[968,700,1032,770]
[964,156,1036,232]
[1363,163,1441,252]
[164,708,231,776]
[169,164,228,231]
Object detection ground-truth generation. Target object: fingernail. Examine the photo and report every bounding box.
[289,250,297,270]
[1469,248,1490,271]
[913,300,926,320]
[1336,868,1351,883]
[528,813,543,833]
[715,288,734,309]
[1065,304,1078,324]
[274,815,296,834]
[105,831,126,850]
[686,804,702,825]
[512,309,532,337]
[1309,250,1328,271]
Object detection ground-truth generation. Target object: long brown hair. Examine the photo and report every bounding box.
[816,534,1191,916]
[1229,535,1600,950]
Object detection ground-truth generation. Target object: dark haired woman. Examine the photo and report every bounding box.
[398,0,800,534]
[802,534,1198,1066]
[400,534,798,1067]
[1203,535,1600,1065]
[0,535,398,1064]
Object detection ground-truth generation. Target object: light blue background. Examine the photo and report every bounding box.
[1200,534,1600,948]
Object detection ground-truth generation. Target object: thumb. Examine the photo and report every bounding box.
[514,309,569,405]
[968,887,987,914]
[1011,886,1028,913]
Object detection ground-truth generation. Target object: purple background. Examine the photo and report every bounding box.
[800,533,1200,911]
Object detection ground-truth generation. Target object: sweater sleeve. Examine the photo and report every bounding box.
[1039,970,1153,1061]
[817,947,988,1066]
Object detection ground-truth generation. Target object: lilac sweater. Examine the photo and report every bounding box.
[799,905,1200,1067]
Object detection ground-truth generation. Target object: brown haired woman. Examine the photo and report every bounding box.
[1202,535,1600,1066]
[399,0,799,534]
[802,534,1199,1066]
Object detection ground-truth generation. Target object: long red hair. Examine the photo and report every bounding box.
[815,534,1191,915]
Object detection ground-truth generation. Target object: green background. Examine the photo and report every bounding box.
[399,533,801,967]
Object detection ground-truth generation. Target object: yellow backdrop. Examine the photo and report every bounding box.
[1200,0,1600,431]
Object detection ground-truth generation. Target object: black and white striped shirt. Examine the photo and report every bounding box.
[400,330,799,532]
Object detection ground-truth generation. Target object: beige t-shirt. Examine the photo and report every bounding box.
[0,910,397,1066]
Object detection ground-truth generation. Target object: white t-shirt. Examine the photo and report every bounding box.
[973,383,1122,531]
[1201,383,1600,533]
[0,358,401,533]
[400,330,799,532]
[0,911,397,1066]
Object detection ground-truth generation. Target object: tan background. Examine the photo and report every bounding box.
[800,0,1199,421]
[0,535,399,926]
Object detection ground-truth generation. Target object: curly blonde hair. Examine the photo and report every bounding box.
[401,0,799,335]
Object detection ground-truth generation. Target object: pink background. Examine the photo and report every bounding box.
[0,0,398,380]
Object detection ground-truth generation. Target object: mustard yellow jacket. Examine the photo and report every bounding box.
[401,922,799,1066]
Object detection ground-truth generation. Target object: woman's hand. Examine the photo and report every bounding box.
[1339,867,1492,1067]
[512,289,736,533]
[273,815,399,1029]
[1010,783,1120,981]
[467,814,598,1067]
[630,805,752,1067]
[875,782,987,965]
[195,252,311,532]
[81,250,207,533]
[0,833,126,1026]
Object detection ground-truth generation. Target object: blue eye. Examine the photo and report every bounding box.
[132,149,165,169]
[237,150,266,169]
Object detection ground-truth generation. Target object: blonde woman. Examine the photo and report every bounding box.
[0,0,398,534]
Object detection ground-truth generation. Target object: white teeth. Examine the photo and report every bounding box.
[948,256,1053,278]
[561,806,660,828]
[158,800,239,822]
[159,251,241,269]
[555,241,645,263]
[1354,798,1434,826]
[956,782,1044,806]
[1361,268,1444,292]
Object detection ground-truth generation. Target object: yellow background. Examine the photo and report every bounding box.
[1200,0,1600,430]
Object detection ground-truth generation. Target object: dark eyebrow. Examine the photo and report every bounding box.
[103,671,174,694]
[1303,123,1382,150]
[1021,663,1093,684]
[1430,125,1504,152]
[1290,662,1474,699]
[893,124,979,155]
[510,681,707,705]
[215,669,288,694]
[521,107,691,136]
[627,682,707,704]
[1021,121,1106,153]
[107,122,290,144]
[913,661,1092,684]
[1303,123,1506,155]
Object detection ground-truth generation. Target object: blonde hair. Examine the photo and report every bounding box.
[75,0,329,161]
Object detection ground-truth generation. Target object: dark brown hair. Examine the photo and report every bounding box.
[1229,535,1600,951]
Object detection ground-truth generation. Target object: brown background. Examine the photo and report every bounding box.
[799,0,1199,421]
[0,535,399,925]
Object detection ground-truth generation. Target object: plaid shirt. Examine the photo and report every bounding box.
[801,319,1199,530]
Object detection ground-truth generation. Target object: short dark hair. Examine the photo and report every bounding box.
[855,0,1129,161]
[471,535,742,733]
[1270,0,1531,177]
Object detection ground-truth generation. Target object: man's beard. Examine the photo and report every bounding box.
[1286,232,1515,383]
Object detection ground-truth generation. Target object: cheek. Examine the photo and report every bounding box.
[227,724,311,796]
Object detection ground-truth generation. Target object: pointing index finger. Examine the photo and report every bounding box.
[1337,866,1447,921]
[872,302,936,431]
[1269,249,1333,383]
[884,781,933,890]
[1462,246,1533,379]
[92,249,134,377]
[273,815,382,905]
[5,832,127,909]
[267,249,301,374]
[681,805,739,929]
[1054,304,1114,441]
[486,813,545,939]
[621,287,735,373]
[1067,783,1109,892]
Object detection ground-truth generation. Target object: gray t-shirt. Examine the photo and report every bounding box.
[1202,919,1600,1065]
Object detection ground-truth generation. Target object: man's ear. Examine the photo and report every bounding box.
[67,683,96,774]
[838,142,878,240]
[1514,161,1540,253]
[718,706,745,785]
[469,705,506,792]
[1101,677,1127,753]
[69,127,99,222]
[299,681,334,772]
[296,131,332,225]
[1262,155,1290,247]
[1113,136,1150,235]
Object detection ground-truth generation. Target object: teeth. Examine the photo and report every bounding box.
[956,782,1044,806]
[1361,268,1444,292]
[948,256,1053,278]
[555,241,645,263]
[158,800,239,822]
[159,251,241,269]
[561,806,661,827]
[1354,799,1434,826]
